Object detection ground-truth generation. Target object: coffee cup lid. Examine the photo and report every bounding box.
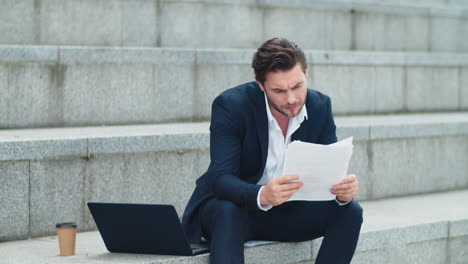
[56,222,77,228]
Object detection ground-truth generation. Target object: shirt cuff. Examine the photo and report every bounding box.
[335,197,352,206]
[257,186,273,211]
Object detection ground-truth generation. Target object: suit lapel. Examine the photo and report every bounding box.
[292,91,310,142]
[253,88,269,174]
[291,120,307,141]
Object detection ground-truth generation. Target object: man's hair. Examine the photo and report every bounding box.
[252,38,307,85]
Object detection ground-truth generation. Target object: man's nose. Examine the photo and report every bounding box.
[287,91,296,105]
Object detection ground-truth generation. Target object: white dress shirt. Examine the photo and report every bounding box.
[256,93,350,211]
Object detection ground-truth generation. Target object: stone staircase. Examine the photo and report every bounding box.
[2,0,468,52]
[0,0,467,263]
[1,190,467,263]
[1,46,468,128]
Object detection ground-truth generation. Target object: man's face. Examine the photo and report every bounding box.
[258,63,307,119]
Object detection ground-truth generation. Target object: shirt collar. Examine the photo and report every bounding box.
[263,92,308,123]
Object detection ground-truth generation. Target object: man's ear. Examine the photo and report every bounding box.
[257,81,265,92]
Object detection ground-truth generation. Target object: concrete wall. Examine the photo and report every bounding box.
[1,0,468,52]
[0,149,209,241]
[1,114,467,240]
[1,46,468,128]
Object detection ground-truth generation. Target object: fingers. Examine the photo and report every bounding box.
[333,174,358,188]
[264,175,302,206]
[275,174,300,184]
[268,182,302,199]
[335,186,358,201]
[280,188,299,199]
[278,181,303,192]
[332,183,355,192]
[331,174,359,198]
[333,188,355,196]
[332,182,353,190]
[336,187,358,200]
[339,174,357,184]
[331,183,358,195]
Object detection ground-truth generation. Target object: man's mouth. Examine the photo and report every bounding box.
[285,105,297,111]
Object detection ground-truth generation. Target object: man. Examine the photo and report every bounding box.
[182,38,363,263]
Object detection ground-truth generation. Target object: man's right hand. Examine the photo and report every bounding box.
[260,174,303,206]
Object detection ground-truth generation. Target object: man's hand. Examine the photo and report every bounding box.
[330,174,359,202]
[260,174,303,206]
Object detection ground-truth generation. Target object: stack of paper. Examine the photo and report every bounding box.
[284,137,354,201]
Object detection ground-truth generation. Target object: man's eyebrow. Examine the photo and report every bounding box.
[271,87,286,91]
[271,82,303,90]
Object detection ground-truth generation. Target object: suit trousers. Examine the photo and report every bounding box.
[200,198,363,264]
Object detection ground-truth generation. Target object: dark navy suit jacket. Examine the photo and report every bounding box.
[182,81,337,243]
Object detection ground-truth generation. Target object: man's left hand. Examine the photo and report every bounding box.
[330,174,359,202]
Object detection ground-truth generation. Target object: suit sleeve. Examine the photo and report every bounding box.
[209,96,261,210]
[318,96,338,144]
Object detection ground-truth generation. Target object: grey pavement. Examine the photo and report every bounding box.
[0,190,466,264]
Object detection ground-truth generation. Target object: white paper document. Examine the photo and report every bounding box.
[284,137,354,201]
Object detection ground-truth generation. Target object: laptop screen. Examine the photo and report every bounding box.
[87,202,195,256]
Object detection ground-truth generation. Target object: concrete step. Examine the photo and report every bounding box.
[0,190,467,264]
[1,0,468,52]
[332,0,468,8]
[1,112,467,242]
[1,45,468,128]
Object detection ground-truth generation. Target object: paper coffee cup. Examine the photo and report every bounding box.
[56,222,77,256]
